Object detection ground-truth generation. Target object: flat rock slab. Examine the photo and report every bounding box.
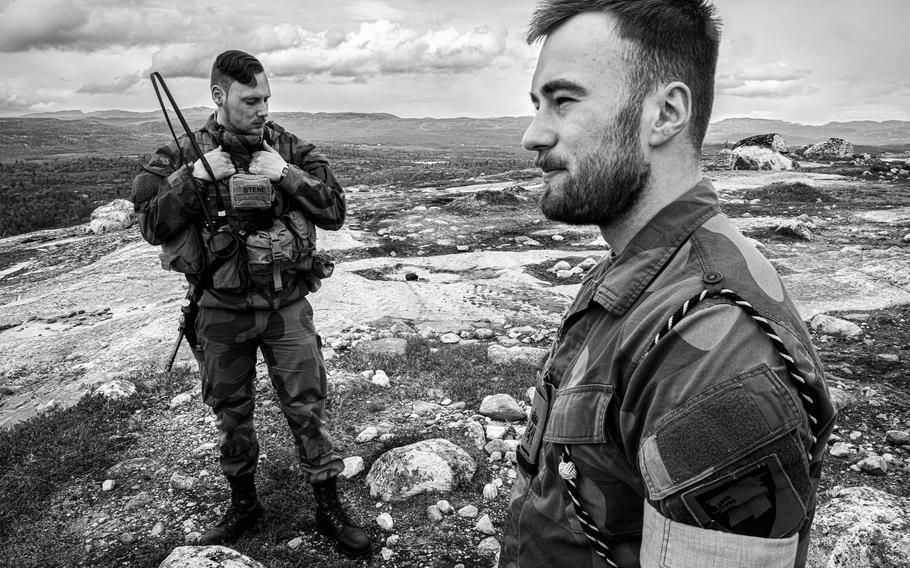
[854,207,910,225]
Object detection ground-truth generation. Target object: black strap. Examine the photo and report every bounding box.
[149,71,227,226]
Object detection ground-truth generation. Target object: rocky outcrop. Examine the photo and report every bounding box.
[732,134,794,171]
[805,138,854,160]
[88,199,136,235]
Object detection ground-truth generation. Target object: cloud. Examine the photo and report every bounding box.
[258,20,509,78]
[716,62,815,99]
[77,72,142,94]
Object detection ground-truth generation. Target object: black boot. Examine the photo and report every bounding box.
[313,476,372,558]
[198,474,264,545]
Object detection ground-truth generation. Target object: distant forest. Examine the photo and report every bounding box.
[0,144,532,238]
[0,157,136,238]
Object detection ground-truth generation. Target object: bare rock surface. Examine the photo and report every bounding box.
[88,200,136,235]
[809,486,910,568]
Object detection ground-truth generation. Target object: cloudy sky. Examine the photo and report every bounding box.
[0,0,907,123]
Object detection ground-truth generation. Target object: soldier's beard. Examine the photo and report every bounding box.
[538,98,651,227]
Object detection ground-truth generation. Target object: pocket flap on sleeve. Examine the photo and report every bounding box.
[543,384,613,445]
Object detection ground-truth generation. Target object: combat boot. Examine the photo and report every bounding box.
[198,474,263,545]
[313,476,372,558]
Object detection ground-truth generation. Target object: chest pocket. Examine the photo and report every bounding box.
[543,384,613,445]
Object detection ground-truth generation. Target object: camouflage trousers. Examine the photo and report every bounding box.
[195,297,344,482]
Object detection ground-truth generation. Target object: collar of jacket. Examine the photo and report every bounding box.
[591,178,721,317]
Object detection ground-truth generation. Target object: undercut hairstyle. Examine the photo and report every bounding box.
[211,50,265,94]
[528,0,721,150]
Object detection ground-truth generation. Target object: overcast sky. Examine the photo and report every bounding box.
[1,0,907,123]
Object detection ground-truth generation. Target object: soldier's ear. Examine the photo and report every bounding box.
[212,84,225,106]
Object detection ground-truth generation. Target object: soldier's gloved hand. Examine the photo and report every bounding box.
[192,146,235,181]
[249,139,289,183]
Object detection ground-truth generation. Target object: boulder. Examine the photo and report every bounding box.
[479,394,526,421]
[106,457,157,480]
[89,199,136,235]
[158,545,268,568]
[734,134,790,154]
[804,138,854,160]
[810,314,863,339]
[487,345,548,366]
[731,134,793,171]
[366,438,476,501]
[811,486,910,568]
[827,387,858,413]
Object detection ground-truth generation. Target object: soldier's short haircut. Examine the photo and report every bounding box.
[528,0,721,150]
[211,50,265,93]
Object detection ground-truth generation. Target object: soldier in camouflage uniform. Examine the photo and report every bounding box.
[502,3,835,567]
[131,50,371,557]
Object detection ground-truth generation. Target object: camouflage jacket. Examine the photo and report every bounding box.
[133,113,345,310]
[501,180,835,568]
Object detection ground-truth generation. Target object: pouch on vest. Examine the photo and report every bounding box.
[245,218,298,291]
[517,382,554,476]
[202,226,246,292]
[158,225,205,275]
[284,210,317,262]
[229,173,274,210]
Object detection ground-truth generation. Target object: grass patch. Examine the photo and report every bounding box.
[0,367,196,567]
[337,336,536,407]
[743,182,837,203]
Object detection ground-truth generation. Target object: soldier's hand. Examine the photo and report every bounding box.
[249,139,288,183]
[192,146,235,181]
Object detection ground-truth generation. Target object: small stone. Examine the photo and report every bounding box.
[390,321,416,335]
[809,314,863,339]
[427,505,444,523]
[829,442,856,459]
[437,500,453,515]
[478,537,501,556]
[479,394,526,421]
[288,536,303,549]
[505,451,517,464]
[482,483,499,499]
[858,456,888,475]
[877,353,900,363]
[475,514,496,535]
[405,272,419,282]
[102,479,116,492]
[474,328,495,340]
[456,244,470,252]
[386,534,400,546]
[551,234,564,241]
[361,370,376,379]
[440,333,462,344]
[489,451,503,462]
[578,257,597,270]
[372,370,391,388]
[549,260,571,272]
[849,431,862,441]
[192,442,217,456]
[381,547,394,560]
[169,473,195,492]
[118,532,135,545]
[376,512,394,531]
[485,423,508,440]
[485,439,510,455]
[356,427,380,443]
[886,430,910,445]
[457,505,479,518]
[341,456,366,478]
[169,392,192,410]
[185,531,202,543]
[150,522,164,537]
[556,269,573,279]
[95,379,137,400]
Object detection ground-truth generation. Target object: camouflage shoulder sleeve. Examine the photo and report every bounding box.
[627,300,817,540]
[273,129,346,231]
[133,137,203,244]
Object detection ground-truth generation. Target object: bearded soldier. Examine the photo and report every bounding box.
[501,2,835,567]
[131,50,371,558]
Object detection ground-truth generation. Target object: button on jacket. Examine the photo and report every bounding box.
[501,180,835,568]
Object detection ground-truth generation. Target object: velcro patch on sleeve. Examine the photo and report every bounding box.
[639,364,801,500]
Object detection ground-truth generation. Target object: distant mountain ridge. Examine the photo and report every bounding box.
[8,110,910,150]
